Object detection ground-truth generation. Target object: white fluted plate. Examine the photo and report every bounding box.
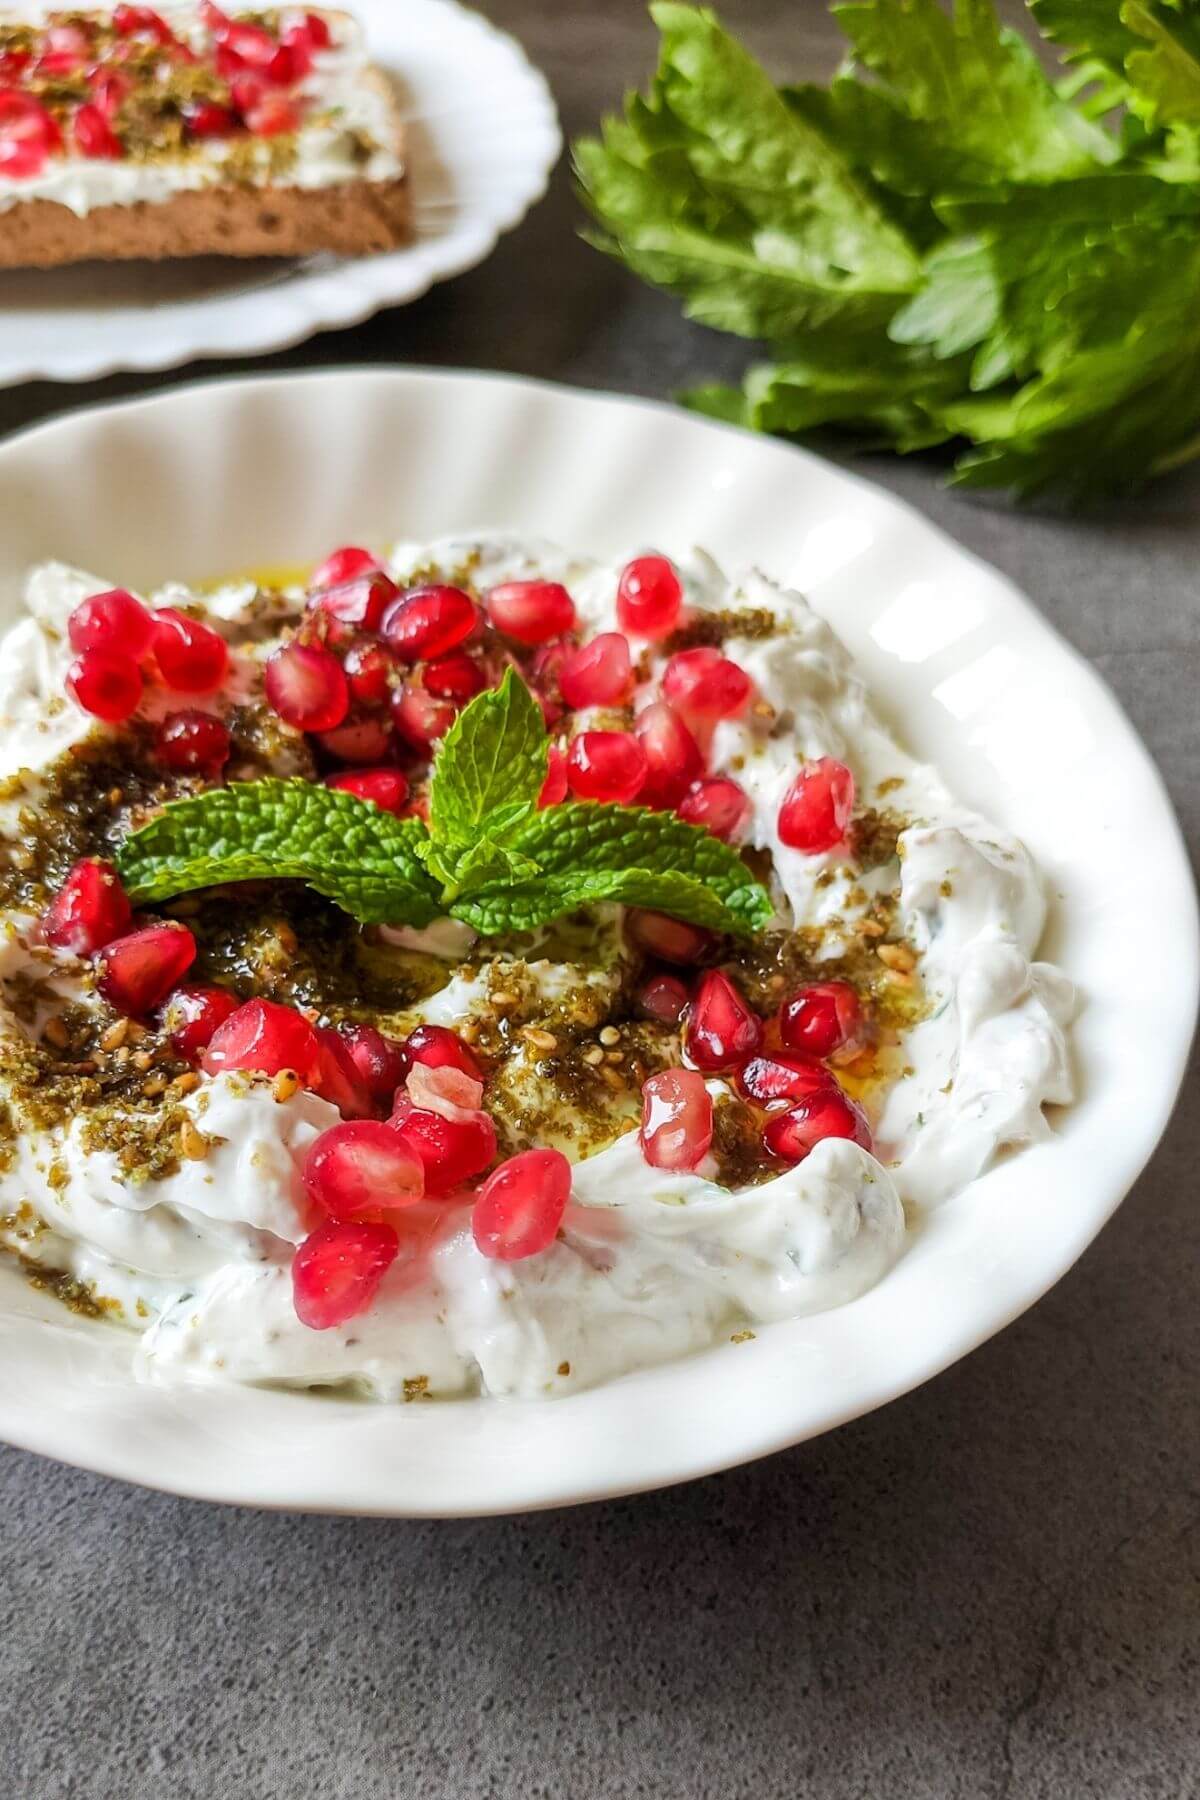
[0,368,1193,1514]
[0,0,560,385]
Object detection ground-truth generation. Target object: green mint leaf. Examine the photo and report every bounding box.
[116,780,442,927]
[1029,0,1138,76]
[452,869,764,938]
[421,833,542,902]
[1122,0,1200,127]
[429,667,548,848]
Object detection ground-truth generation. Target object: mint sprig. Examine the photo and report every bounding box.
[117,674,774,939]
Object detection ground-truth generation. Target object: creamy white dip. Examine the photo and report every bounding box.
[0,539,1076,1400]
[0,6,404,218]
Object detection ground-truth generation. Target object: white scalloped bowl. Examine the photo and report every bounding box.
[0,369,1193,1514]
[0,0,561,385]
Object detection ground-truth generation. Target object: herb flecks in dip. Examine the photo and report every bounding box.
[0,538,1075,1401]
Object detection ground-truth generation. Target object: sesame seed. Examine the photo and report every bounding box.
[42,1016,70,1049]
[171,1072,200,1095]
[599,1026,621,1047]
[490,991,518,1009]
[581,1045,604,1067]
[522,1028,558,1054]
[100,1019,129,1052]
[141,1076,168,1098]
[179,1122,209,1161]
[131,1049,154,1071]
[877,942,916,974]
[272,1069,301,1103]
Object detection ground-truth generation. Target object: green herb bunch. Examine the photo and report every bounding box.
[117,671,773,938]
[575,0,1200,501]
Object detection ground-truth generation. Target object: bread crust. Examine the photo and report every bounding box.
[0,173,411,268]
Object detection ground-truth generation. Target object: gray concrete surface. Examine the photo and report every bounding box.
[1,4,1197,1796]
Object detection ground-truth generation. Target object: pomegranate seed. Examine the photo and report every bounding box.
[389,1097,496,1193]
[406,1023,483,1082]
[198,1,231,29]
[313,1027,375,1120]
[617,554,683,639]
[246,94,300,135]
[161,984,238,1059]
[392,679,456,750]
[264,641,349,733]
[216,20,278,66]
[529,638,568,723]
[326,768,409,813]
[640,1068,713,1171]
[559,633,633,710]
[202,998,321,1085]
[779,981,864,1059]
[96,923,197,1017]
[635,972,690,1024]
[678,776,751,843]
[381,585,477,661]
[685,970,763,1072]
[406,1061,484,1118]
[113,5,172,37]
[778,758,855,853]
[485,580,576,646]
[342,641,395,707]
[472,1148,571,1261]
[634,701,704,809]
[763,1089,872,1162]
[538,745,568,809]
[154,709,230,776]
[314,715,393,765]
[310,545,380,590]
[46,23,91,59]
[229,72,266,119]
[424,652,486,703]
[151,608,228,693]
[627,908,711,965]
[310,570,397,632]
[272,34,310,81]
[183,98,236,137]
[68,590,152,660]
[0,93,60,177]
[41,859,131,956]
[66,649,141,722]
[737,1051,837,1105]
[336,1023,409,1108]
[292,1218,398,1330]
[90,72,133,119]
[304,1119,424,1220]
[566,731,646,804]
[299,11,332,49]
[74,102,124,158]
[662,648,753,723]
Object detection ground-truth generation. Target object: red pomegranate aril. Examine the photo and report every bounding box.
[216,19,277,66]
[337,1023,410,1108]
[559,633,633,710]
[154,709,231,776]
[151,608,228,693]
[68,588,152,659]
[389,1098,497,1194]
[381,585,477,662]
[685,969,763,1072]
[245,94,300,135]
[678,776,751,843]
[627,908,711,965]
[314,715,392,764]
[634,701,704,810]
[406,1060,483,1118]
[41,859,131,956]
[538,745,568,809]
[472,1148,571,1262]
[424,652,486,703]
[763,1089,872,1163]
[778,981,864,1060]
[298,10,332,49]
[0,94,61,178]
[91,71,133,119]
[392,679,456,750]
[640,1068,713,1172]
[313,1027,375,1120]
[636,972,690,1024]
[326,767,409,814]
[183,98,236,137]
[777,757,855,854]
[342,641,395,707]
[271,34,310,81]
[309,545,380,590]
[406,1023,483,1082]
[161,984,239,1059]
[292,1218,398,1331]
[566,730,646,804]
[310,570,397,631]
[202,998,321,1085]
[485,580,576,646]
[737,1051,836,1106]
[97,923,197,1017]
[616,554,683,639]
[304,1120,424,1221]
[74,101,124,158]
[662,647,753,723]
[264,641,349,733]
[66,649,142,722]
[113,5,173,39]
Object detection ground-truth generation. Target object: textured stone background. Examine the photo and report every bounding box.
[1,4,1198,1796]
